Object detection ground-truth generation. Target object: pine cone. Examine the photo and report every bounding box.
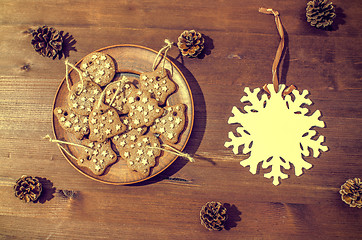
[339,178,362,208]
[200,201,228,231]
[31,26,63,59]
[14,176,42,203]
[177,30,204,58]
[306,0,336,28]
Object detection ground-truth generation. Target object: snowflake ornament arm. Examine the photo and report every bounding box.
[225,84,328,186]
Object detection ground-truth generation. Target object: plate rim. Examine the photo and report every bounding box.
[52,44,194,185]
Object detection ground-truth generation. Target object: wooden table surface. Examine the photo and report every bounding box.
[1,0,361,239]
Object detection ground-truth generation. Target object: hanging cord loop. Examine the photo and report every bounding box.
[259,8,284,93]
[64,59,85,93]
[152,39,173,73]
[259,8,296,96]
[148,144,195,163]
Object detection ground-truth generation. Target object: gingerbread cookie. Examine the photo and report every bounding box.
[88,102,127,142]
[139,69,177,105]
[104,81,136,114]
[77,140,117,175]
[122,132,162,176]
[68,80,102,116]
[54,107,89,139]
[80,52,116,87]
[112,127,147,153]
[150,104,186,144]
[125,89,164,128]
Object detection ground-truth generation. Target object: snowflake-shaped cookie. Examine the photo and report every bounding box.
[225,84,328,186]
[78,140,117,175]
[139,69,176,105]
[125,89,164,128]
[122,132,162,176]
[150,104,186,144]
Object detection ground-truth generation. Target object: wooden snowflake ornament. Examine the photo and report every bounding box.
[225,84,328,185]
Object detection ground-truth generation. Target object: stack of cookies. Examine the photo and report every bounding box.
[54,52,187,177]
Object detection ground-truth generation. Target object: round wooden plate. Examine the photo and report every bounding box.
[52,44,194,184]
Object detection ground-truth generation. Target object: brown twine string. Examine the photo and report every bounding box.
[43,134,92,150]
[43,134,92,161]
[259,8,284,93]
[259,8,296,96]
[64,59,84,93]
[148,144,195,162]
[152,39,173,73]
[96,76,129,110]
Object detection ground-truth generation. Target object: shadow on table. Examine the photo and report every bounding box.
[224,203,242,231]
[35,177,56,204]
[132,55,208,186]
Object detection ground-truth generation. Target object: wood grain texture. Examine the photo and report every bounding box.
[0,0,361,239]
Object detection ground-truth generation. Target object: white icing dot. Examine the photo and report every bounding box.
[137,106,143,112]
[116,125,122,131]
[72,103,78,108]
[167,133,174,139]
[124,152,130,158]
[147,150,154,157]
[120,140,126,147]
[142,97,148,103]
[137,149,143,155]
[60,117,66,122]
[159,127,165,133]
[74,125,81,132]
[105,129,111,135]
[65,121,72,128]
[91,119,97,124]
[88,97,95,103]
[133,119,140,125]
[94,128,99,134]
[57,109,62,114]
